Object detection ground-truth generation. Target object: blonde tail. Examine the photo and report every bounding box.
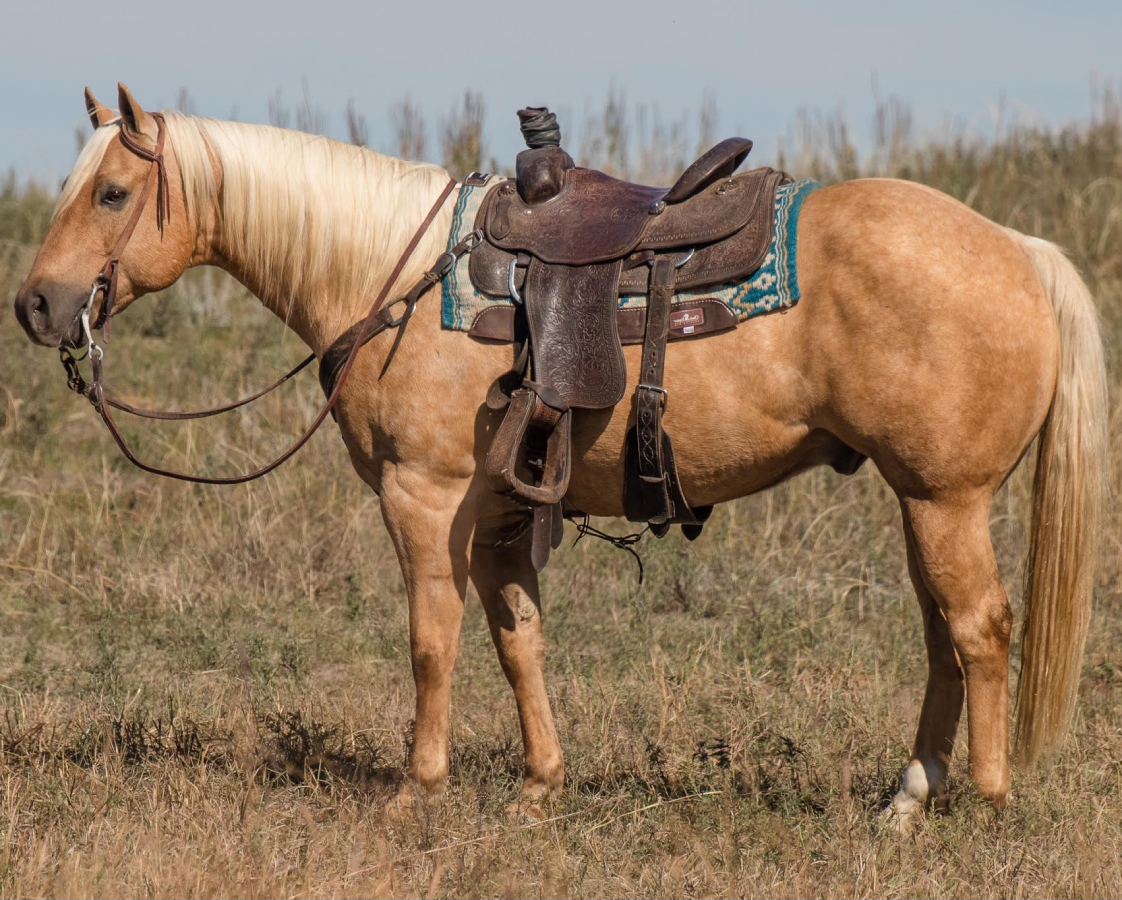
[1004,228,1107,765]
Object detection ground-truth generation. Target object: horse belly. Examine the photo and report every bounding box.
[564,319,825,516]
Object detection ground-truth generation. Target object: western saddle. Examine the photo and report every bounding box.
[470,108,787,569]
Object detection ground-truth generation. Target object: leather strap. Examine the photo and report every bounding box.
[622,258,710,531]
[66,178,458,485]
[94,114,171,340]
[530,501,564,572]
[100,354,316,421]
[318,229,482,398]
[632,257,677,523]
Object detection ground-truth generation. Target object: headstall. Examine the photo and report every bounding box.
[60,117,468,484]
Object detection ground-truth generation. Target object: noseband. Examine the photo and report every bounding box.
[60,115,468,484]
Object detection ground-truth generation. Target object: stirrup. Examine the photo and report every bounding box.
[485,388,571,506]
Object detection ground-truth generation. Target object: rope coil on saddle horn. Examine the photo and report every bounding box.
[517,107,561,149]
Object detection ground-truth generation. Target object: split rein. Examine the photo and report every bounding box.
[60,118,471,485]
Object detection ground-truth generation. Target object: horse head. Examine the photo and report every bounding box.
[14,84,197,347]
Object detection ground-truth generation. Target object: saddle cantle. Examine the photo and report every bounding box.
[474,107,788,568]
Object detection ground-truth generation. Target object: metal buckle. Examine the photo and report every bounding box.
[429,250,457,281]
[636,382,668,412]
[382,294,418,329]
[463,228,483,251]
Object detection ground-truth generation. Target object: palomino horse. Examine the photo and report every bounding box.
[14,85,1106,823]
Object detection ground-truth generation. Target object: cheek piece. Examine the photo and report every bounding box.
[81,112,170,348]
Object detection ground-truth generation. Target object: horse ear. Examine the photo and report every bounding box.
[117,83,158,144]
[84,87,116,128]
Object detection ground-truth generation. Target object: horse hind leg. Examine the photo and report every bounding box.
[470,519,565,809]
[890,493,1012,823]
[889,507,964,824]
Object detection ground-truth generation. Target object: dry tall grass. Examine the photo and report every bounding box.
[0,92,1120,897]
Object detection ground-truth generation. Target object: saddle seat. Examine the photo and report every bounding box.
[474,108,787,568]
[486,136,754,264]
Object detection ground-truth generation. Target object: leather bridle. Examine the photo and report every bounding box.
[60,116,469,485]
[87,113,172,339]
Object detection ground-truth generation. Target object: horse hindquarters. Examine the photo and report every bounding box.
[888,228,1106,818]
[790,181,1105,815]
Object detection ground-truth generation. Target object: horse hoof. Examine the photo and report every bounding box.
[883,795,924,835]
[505,798,548,822]
[383,782,433,822]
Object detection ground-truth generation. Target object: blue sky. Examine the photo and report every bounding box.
[3,0,1120,182]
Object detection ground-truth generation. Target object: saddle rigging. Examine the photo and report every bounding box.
[473,108,789,568]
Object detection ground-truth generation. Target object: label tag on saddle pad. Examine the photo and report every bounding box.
[669,307,706,335]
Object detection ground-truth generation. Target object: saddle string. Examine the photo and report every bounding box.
[569,514,649,584]
[63,175,460,485]
[485,509,647,583]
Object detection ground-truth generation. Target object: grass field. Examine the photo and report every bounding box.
[1,97,1121,897]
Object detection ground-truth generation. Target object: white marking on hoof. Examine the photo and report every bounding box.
[886,759,944,832]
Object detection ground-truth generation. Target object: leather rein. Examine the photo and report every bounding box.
[60,116,470,485]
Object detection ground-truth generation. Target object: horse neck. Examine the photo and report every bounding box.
[194,124,452,354]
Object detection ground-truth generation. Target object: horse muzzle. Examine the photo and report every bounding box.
[13,278,89,348]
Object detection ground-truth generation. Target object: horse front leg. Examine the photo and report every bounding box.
[379,467,474,805]
[470,516,565,810]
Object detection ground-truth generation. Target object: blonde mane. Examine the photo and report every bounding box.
[57,110,452,340]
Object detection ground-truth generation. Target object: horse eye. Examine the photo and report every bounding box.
[101,186,128,207]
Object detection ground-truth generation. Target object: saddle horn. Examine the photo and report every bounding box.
[515,107,573,205]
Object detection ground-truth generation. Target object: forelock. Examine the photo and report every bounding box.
[53,125,120,222]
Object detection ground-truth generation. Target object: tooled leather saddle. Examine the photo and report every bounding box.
[470,108,787,568]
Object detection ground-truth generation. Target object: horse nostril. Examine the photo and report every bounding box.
[31,293,48,328]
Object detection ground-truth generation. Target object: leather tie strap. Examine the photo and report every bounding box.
[317,227,482,398]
